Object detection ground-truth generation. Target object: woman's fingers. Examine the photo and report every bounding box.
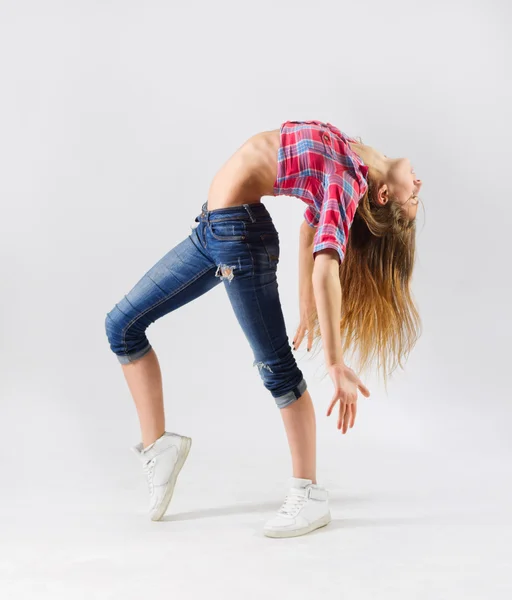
[293,325,305,349]
[338,402,347,430]
[342,404,352,434]
[307,323,314,351]
[358,380,371,397]
[328,393,357,434]
[328,398,357,433]
[349,402,357,428]
[326,396,337,417]
[293,321,316,351]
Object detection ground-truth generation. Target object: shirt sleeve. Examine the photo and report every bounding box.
[312,177,357,263]
[304,205,320,228]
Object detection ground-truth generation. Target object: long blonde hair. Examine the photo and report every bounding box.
[310,172,423,388]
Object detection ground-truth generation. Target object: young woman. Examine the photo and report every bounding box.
[104,119,423,538]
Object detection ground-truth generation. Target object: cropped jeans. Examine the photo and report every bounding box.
[104,201,307,409]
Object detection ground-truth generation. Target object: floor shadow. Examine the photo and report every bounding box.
[164,501,286,522]
[325,515,438,530]
[163,494,409,523]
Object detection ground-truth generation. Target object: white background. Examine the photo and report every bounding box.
[1,1,511,598]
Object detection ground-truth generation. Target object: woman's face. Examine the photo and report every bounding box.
[385,157,422,220]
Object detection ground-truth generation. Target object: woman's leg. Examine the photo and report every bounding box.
[279,389,317,484]
[105,219,219,448]
[121,348,165,449]
[224,260,317,482]
[206,204,316,482]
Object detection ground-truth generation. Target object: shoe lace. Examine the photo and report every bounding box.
[278,490,308,517]
[142,458,156,495]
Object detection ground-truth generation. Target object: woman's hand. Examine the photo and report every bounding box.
[293,289,317,352]
[326,363,370,434]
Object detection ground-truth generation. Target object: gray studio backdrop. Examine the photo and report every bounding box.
[0,0,510,597]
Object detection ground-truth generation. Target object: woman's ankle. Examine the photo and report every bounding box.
[142,429,166,450]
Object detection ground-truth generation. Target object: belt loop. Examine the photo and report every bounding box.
[202,201,209,224]
[243,203,256,223]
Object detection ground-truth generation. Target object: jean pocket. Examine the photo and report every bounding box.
[260,232,280,266]
[208,219,246,241]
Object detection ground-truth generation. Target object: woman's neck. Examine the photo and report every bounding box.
[348,141,388,174]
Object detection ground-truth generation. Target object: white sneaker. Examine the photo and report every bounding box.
[263,477,331,538]
[132,431,192,521]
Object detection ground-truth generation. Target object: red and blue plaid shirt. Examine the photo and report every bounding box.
[273,120,369,262]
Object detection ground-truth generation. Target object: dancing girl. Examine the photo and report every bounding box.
[105,119,422,538]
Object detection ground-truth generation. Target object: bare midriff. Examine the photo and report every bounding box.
[206,128,281,211]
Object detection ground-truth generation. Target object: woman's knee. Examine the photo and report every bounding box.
[273,378,308,409]
[253,358,307,409]
[104,304,152,364]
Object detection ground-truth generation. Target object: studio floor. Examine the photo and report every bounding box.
[1,442,510,600]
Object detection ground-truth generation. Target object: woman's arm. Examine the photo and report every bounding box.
[293,221,317,351]
[313,250,370,433]
[311,250,344,366]
[298,220,315,297]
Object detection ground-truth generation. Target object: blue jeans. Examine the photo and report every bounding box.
[105,201,307,409]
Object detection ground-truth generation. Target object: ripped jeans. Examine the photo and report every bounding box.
[105,201,307,409]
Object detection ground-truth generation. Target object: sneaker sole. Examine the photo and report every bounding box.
[263,511,331,538]
[151,436,192,522]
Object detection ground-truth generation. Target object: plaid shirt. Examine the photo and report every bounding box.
[273,120,369,262]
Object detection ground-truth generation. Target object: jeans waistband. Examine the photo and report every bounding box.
[200,201,271,223]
